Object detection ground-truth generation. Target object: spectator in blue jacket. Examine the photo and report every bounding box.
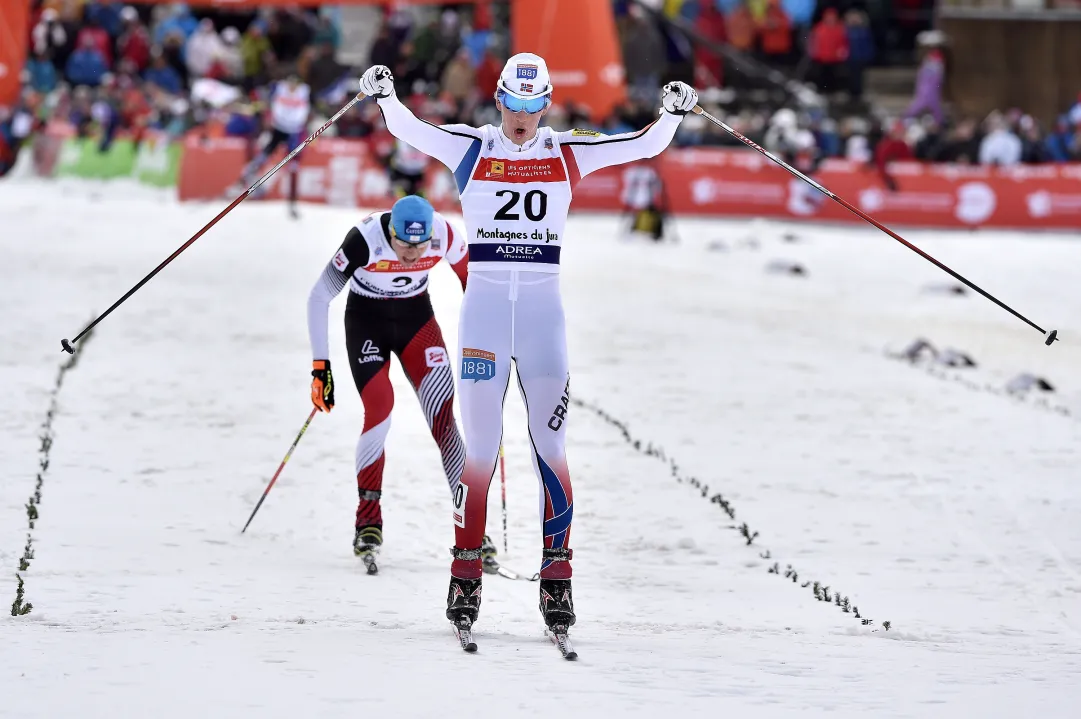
[66,37,109,87]
[845,10,875,100]
[145,51,183,94]
[153,3,198,46]
[84,0,124,39]
[25,49,59,93]
[1044,116,1076,162]
[781,0,816,28]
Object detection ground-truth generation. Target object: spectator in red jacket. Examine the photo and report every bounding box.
[875,119,913,190]
[474,49,501,97]
[726,2,756,54]
[808,8,848,94]
[117,7,151,72]
[694,2,726,87]
[759,0,793,65]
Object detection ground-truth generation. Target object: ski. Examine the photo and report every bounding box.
[547,628,577,660]
[358,550,379,575]
[454,625,478,653]
[494,564,539,582]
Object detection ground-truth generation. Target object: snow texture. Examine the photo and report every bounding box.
[3,180,1080,718]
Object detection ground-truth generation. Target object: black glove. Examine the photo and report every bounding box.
[311,360,334,412]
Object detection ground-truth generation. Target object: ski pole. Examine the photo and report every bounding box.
[60,93,369,355]
[499,444,508,555]
[241,408,318,533]
[690,105,1059,347]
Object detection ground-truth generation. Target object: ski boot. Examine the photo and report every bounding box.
[480,534,499,575]
[446,575,483,628]
[353,525,382,575]
[446,549,483,654]
[538,549,575,631]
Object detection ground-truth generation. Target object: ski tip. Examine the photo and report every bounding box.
[564,651,578,661]
[366,563,379,575]
[1045,329,1059,346]
[464,642,478,653]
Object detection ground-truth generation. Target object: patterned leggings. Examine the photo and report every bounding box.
[344,291,465,530]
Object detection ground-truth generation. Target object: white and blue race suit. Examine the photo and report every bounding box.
[376,95,684,579]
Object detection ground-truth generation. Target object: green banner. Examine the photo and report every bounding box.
[54,134,180,186]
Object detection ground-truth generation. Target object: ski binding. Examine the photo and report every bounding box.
[547,627,578,660]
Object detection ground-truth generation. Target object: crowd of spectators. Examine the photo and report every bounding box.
[2,0,1080,178]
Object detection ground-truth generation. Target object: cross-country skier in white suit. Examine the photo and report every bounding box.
[360,53,698,637]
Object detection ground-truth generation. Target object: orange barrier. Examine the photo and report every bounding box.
[510,0,626,122]
[178,137,1081,229]
[0,0,30,107]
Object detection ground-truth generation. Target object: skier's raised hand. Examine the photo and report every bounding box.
[661,81,698,116]
[360,65,395,99]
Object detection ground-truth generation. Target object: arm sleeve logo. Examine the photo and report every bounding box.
[332,249,349,271]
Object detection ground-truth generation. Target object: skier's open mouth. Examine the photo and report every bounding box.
[514,127,526,138]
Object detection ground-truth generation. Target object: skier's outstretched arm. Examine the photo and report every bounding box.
[307,226,370,360]
[559,82,699,178]
[361,65,481,171]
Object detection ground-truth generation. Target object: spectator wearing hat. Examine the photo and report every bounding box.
[241,23,275,90]
[76,14,114,68]
[32,9,69,66]
[440,47,476,106]
[66,35,109,88]
[808,8,848,95]
[979,112,1022,167]
[118,6,152,72]
[215,27,245,83]
[85,0,124,38]
[1044,116,1077,162]
[692,2,726,87]
[758,0,792,66]
[187,19,225,80]
[725,1,756,55]
[145,50,183,95]
[25,48,59,94]
[153,4,198,46]
[875,119,913,190]
[904,48,945,125]
[845,10,874,100]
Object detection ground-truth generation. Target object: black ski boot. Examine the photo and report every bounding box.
[480,534,499,574]
[353,525,382,575]
[538,549,575,630]
[447,546,484,627]
[446,575,483,627]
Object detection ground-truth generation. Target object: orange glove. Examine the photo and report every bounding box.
[311,360,335,412]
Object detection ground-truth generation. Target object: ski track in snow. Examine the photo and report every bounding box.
[2,180,1080,718]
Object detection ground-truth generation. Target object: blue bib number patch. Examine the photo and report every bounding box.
[462,348,497,381]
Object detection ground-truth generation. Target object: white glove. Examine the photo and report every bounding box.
[661,81,698,116]
[360,65,395,99]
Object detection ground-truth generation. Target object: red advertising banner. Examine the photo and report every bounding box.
[0,0,30,108]
[178,137,1081,230]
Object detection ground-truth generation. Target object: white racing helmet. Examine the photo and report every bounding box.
[496,52,553,113]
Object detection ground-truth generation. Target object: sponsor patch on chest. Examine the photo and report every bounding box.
[365,256,439,272]
[473,157,567,183]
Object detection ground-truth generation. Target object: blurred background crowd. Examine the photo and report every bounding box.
[3,0,1081,178]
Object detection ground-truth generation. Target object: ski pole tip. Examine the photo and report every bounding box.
[1044,329,1059,346]
[61,339,74,354]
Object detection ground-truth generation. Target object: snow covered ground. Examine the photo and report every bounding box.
[3,180,1080,718]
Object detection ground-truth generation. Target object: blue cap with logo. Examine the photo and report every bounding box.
[390,195,434,244]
